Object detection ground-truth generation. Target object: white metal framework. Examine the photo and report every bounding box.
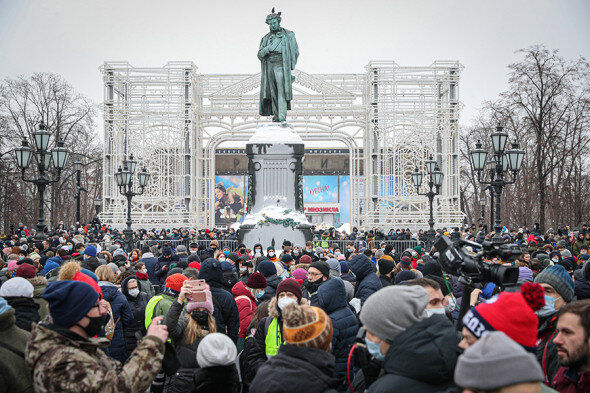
[100,61,463,229]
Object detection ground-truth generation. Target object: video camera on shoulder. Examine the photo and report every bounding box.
[434,235,520,287]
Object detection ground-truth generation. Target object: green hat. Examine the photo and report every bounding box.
[413,246,423,254]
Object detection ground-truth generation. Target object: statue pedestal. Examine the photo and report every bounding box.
[239,123,312,248]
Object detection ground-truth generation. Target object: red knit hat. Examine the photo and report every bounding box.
[15,263,37,278]
[165,273,188,292]
[188,261,201,271]
[246,272,267,289]
[462,282,544,351]
[276,278,302,301]
[299,255,312,265]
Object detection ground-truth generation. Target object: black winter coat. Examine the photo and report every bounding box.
[379,275,393,288]
[367,315,459,393]
[537,313,560,385]
[99,282,136,362]
[191,365,240,393]
[260,274,281,301]
[250,344,339,393]
[347,254,382,305]
[575,277,590,300]
[154,255,179,285]
[120,276,149,335]
[317,279,359,380]
[199,258,240,343]
[4,296,40,332]
[221,261,239,293]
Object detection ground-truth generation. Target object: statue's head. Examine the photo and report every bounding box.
[266,9,281,32]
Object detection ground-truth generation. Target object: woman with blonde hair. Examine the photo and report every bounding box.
[164,280,217,393]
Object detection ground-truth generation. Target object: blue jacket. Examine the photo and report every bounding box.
[347,254,382,305]
[317,278,359,379]
[99,282,136,363]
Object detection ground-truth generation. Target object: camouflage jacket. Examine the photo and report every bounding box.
[25,323,164,393]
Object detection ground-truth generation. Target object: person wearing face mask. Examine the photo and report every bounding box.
[232,272,267,352]
[534,264,575,385]
[252,244,264,259]
[250,302,338,393]
[245,279,303,378]
[121,277,149,336]
[164,281,217,393]
[26,280,168,393]
[132,262,156,298]
[353,285,459,393]
[292,245,302,263]
[218,252,239,293]
[303,261,330,306]
[256,260,281,301]
[238,257,254,284]
[266,247,278,263]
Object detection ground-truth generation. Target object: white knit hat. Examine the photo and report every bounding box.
[0,277,34,298]
[196,332,237,368]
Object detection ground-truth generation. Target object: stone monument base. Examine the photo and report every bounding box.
[238,123,312,248]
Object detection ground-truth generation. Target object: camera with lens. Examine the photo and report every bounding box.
[434,235,520,287]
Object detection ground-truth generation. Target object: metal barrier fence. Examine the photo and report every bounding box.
[99,238,423,254]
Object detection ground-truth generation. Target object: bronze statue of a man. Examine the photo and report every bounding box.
[258,9,299,123]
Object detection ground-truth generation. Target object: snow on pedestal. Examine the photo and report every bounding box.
[239,123,311,248]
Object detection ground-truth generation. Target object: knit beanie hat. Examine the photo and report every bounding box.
[281,254,294,264]
[299,254,312,265]
[7,260,18,271]
[291,268,308,281]
[15,263,37,278]
[378,258,395,275]
[162,247,173,256]
[165,273,188,293]
[188,261,201,270]
[534,264,574,302]
[227,252,240,263]
[84,245,97,257]
[44,259,60,275]
[282,303,333,351]
[0,277,34,298]
[454,331,543,390]
[309,261,330,279]
[394,270,416,284]
[267,246,275,253]
[43,280,99,328]
[360,286,428,342]
[518,267,534,282]
[360,285,430,342]
[339,261,349,273]
[196,332,237,368]
[462,282,544,351]
[246,272,267,289]
[256,260,277,278]
[186,289,214,314]
[326,258,341,278]
[276,278,302,301]
[400,256,412,266]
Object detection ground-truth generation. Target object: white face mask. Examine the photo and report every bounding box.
[277,297,297,310]
[218,258,226,262]
[268,252,275,257]
[426,307,446,317]
[141,268,147,274]
[129,288,140,297]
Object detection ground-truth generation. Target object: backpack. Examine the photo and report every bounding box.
[103,302,120,340]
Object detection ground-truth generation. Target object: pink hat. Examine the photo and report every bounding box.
[7,260,18,271]
[337,255,346,261]
[292,268,308,281]
[186,289,214,315]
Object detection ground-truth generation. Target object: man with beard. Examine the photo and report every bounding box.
[552,299,590,392]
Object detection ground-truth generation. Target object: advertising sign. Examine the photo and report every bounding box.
[214,176,247,226]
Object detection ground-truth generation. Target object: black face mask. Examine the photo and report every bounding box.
[304,278,323,294]
[239,248,246,254]
[191,310,209,327]
[77,314,108,338]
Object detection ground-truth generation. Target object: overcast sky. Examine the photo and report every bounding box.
[1,0,589,128]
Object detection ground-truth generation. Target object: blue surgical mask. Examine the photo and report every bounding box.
[335,252,341,257]
[256,290,264,299]
[537,295,560,317]
[223,250,230,256]
[426,307,446,317]
[365,337,385,361]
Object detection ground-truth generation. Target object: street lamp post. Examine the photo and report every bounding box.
[115,153,150,252]
[14,122,70,241]
[73,160,87,226]
[469,125,525,244]
[412,155,444,249]
[479,191,486,225]
[94,198,102,216]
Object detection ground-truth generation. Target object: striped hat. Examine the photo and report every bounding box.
[282,304,333,351]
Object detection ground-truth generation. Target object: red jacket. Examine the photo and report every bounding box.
[231,281,257,338]
[552,367,590,393]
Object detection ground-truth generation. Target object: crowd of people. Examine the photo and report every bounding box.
[0,221,589,393]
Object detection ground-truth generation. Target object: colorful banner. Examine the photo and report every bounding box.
[214,176,247,226]
[303,176,339,203]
